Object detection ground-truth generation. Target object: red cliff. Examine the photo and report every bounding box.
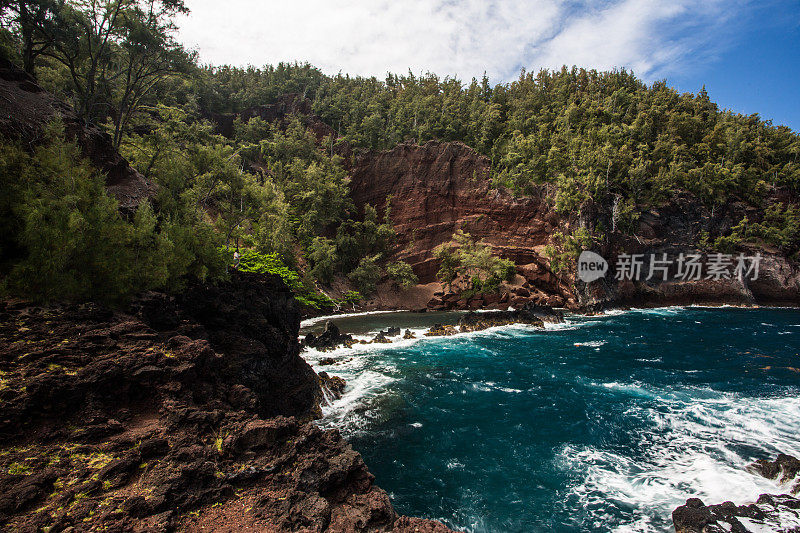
[348,140,577,306]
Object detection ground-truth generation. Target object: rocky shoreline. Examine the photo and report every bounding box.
[0,272,452,532]
[302,304,800,533]
[301,303,564,351]
[2,276,798,532]
[673,454,800,532]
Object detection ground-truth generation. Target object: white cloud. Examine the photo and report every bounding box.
[176,0,745,82]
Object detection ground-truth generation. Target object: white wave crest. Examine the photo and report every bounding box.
[558,388,800,532]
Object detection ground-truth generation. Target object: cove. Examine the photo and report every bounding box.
[302,307,800,532]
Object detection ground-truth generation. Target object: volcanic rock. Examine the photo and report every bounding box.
[673,453,800,533]
[303,321,353,351]
[347,140,800,311]
[458,309,544,333]
[424,323,459,337]
[0,272,451,532]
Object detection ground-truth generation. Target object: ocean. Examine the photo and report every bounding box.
[301,307,800,532]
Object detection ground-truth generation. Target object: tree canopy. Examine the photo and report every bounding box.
[0,0,797,303]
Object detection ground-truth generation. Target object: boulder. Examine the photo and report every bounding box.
[672,453,800,532]
[303,321,353,351]
[424,324,459,337]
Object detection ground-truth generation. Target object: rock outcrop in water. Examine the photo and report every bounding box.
[672,453,800,533]
[749,454,800,492]
[0,272,451,532]
[423,304,562,336]
[303,321,355,351]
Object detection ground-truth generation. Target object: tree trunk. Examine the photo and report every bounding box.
[19,2,35,76]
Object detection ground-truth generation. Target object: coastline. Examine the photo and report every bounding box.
[300,301,800,328]
[0,274,455,532]
[302,304,800,532]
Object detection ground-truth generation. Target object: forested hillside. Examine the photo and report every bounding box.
[1,0,798,306]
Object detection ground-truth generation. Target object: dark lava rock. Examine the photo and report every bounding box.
[424,323,459,337]
[519,302,565,324]
[457,304,558,333]
[372,331,392,343]
[673,453,800,533]
[303,321,353,351]
[0,271,450,532]
[749,454,800,489]
[458,311,541,332]
[318,371,346,400]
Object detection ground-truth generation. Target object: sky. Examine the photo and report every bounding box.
[177,0,800,131]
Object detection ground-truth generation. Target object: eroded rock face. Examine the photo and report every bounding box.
[0,272,451,532]
[349,141,565,287]
[0,59,156,215]
[204,99,799,311]
[348,140,800,310]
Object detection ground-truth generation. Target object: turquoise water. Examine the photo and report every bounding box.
[302,307,800,532]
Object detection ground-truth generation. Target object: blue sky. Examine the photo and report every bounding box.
[668,1,799,132]
[178,0,800,132]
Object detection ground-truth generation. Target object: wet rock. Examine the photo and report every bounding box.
[673,453,800,532]
[424,323,459,337]
[303,322,353,351]
[372,331,392,343]
[457,304,558,333]
[672,498,722,533]
[318,371,346,400]
[749,453,800,490]
[519,302,565,323]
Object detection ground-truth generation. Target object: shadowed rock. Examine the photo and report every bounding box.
[0,59,156,215]
[673,453,800,533]
[303,321,353,351]
[0,272,451,532]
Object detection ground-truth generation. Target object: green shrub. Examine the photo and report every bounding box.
[348,254,382,294]
[386,261,418,289]
[545,228,594,275]
[306,237,338,284]
[225,247,340,310]
[434,230,516,293]
[0,122,210,302]
[226,248,303,291]
[338,290,362,307]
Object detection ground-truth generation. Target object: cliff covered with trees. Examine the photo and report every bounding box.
[0,0,798,309]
